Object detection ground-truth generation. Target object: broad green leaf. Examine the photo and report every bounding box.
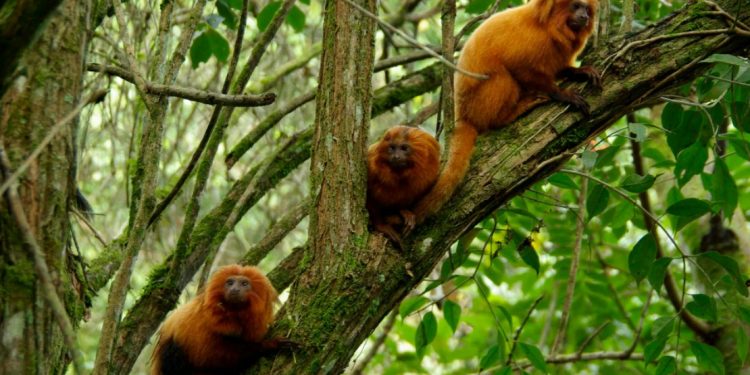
[729,139,750,161]
[518,343,548,373]
[653,316,675,339]
[629,234,657,284]
[497,304,513,332]
[299,0,310,4]
[711,157,738,218]
[285,5,306,32]
[257,1,282,31]
[699,251,749,296]
[216,1,237,28]
[740,306,750,325]
[221,0,244,10]
[204,29,230,62]
[644,336,668,365]
[608,201,634,229]
[648,257,673,293]
[586,182,609,219]
[655,356,677,375]
[548,173,578,189]
[730,101,750,132]
[479,344,503,370]
[702,54,750,67]
[519,246,540,275]
[685,294,718,322]
[666,198,711,217]
[190,30,213,68]
[664,106,703,156]
[466,0,494,13]
[690,341,725,375]
[621,173,656,193]
[443,300,461,333]
[415,312,437,357]
[399,296,429,318]
[582,148,597,169]
[737,328,748,364]
[675,142,708,186]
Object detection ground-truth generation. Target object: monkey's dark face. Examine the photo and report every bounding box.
[566,0,592,31]
[223,275,252,307]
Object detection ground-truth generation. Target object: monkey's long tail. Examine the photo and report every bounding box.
[413,120,478,222]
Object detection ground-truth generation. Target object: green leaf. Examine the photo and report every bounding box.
[690,341,725,375]
[654,356,677,375]
[699,251,749,297]
[479,344,503,370]
[648,257,672,293]
[730,101,750,132]
[189,30,213,68]
[466,0,494,13]
[582,148,597,169]
[519,246,540,275]
[548,173,578,189]
[443,300,461,333]
[621,173,656,193]
[711,157,738,218]
[204,29,230,62]
[644,336,668,365]
[666,198,711,217]
[702,54,750,68]
[285,5,306,32]
[674,142,708,186]
[415,312,438,357]
[685,294,717,322]
[662,105,703,156]
[629,234,657,284]
[653,316,675,339]
[216,0,237,29]
[739,306,750,325]
[586,182,609,219]
[221,0,244,10]
[257,1,282,31]
[737,328,748,365]
[518,343,547,373]
[399,296,429,318]
[729,139,750,161]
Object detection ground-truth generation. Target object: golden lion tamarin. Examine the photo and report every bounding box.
[413,0,601,221]
[367,126,440,246]
[151,265,288,375]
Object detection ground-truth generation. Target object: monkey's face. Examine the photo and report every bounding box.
[380,127,415,171]
[566,0,592,31]
[223,275,252,307]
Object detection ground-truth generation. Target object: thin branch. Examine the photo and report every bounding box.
[437,0,456,140]
[0,89,107,196]
[248,43,322,93]
[0,149,85,375]
[506,296,544,366]
[550,174,588,356]
[404,102,439,127]
[87,63,277,106]
[351,309,398,375]
[268,246,307,292]
[72,209,108,247]
[241,199,309,266]
[577,321,611,356]
[628,127,713,340]
[619,0,634,34]
[341,0,488,80]
[595,251,637,331]
[626,292,652,355]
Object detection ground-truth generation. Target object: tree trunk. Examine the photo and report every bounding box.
[0,0,90,373]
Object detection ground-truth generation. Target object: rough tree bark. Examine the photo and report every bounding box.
[0,0,91,373]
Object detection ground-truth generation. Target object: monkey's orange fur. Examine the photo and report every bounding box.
[367,126,440,244]
[413,0,600,221]
[151,265,278,374]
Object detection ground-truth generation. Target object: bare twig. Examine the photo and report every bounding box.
[0,149,85,375]
[87,64,276,106]
[351,309,398,375]
[341,0,488,80]
[550,174,588,356]
[506,296,544,366]
[626,292,652,355]
[437,0,456,140]
[577,321,611,356]
[0,89,107,196]
[404,103,439,128]
[72,209,108,247]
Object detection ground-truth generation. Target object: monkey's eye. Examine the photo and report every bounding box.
[242,281,249,287]
[388,145,396,152]
[226,279,234,286]
[400,145,410,152]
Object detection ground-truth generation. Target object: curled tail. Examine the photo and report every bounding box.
[413,120,478,222]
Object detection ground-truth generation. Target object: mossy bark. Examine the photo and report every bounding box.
[0,0,90,373]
